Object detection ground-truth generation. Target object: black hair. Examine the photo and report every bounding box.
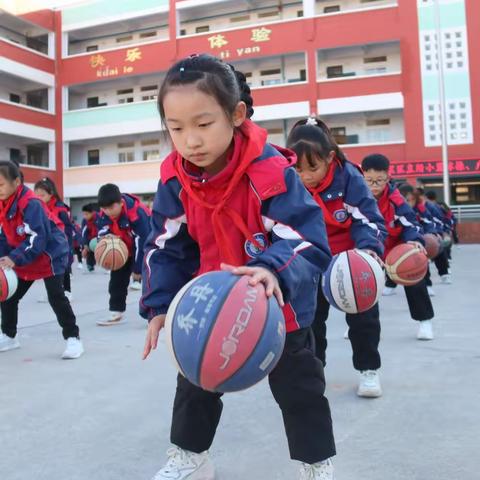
[398,183,414,197]
[361,153,390,172]
[82,203,95,213]
[34,177,61,201]
[0,160,21,183]
[157,54,254,126]
[416,187,425,196]
[98,183,122,207]
[425,190,437,201]
[286,117,348,168]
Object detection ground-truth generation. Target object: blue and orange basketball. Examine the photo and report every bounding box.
[322,249,384,314]
[165,271,286,393]
[0,268,18,302]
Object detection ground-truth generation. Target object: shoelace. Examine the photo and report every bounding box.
[301,461,331,480]
[162,447,193,472]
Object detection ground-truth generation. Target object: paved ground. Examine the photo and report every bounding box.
[1,245,479,480]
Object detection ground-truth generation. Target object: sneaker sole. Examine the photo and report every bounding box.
[62,352,84,359]
[0,344,20,352]
[96,319,125,326]
[417,336,434,341]
[357,389,382,398]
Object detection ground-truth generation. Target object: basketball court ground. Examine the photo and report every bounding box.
[1,244,479,480]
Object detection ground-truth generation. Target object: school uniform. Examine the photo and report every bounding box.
[307,159,386,371]
[141,120,336,463]
[72,222,83,263]
[378,184,433,321]
[97,194,151,313]
[46,197,75,292]
[0,185,79,340]
[424,201,450,277]
[81,212,99,270]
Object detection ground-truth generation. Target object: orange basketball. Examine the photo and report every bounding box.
[385,243,428,286]
[94,236,129,271]
[423,234,441,259]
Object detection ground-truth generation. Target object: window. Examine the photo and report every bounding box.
[87,97,100,108]
[180,29,187,36]
[324,5,340,13]
[116,35,133,43]
[119,152,135,163]
[297,10,304,17]
[326,65,343,78]
[366,118,391,126]
[88,149,100,165]
[230,15,250,23]
[117,142,135,149]
[266,128,283,135]
[364,56,387,64]
[260,68,281,76]
[86,45,98,52]
[117,89,134,95]
[9,148,22,163]
[27,145,48,166]
[9,93,21,104]
[140,85,157,101]
[143,150,161,161]
[139,31,157,39]
[141,139,160,146]
[117,88,134,104]
[196,26,210,33]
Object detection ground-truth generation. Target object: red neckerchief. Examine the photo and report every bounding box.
[173,120,266,265]
[46,196,59,212]
[0,186,22,225]
[308,158,352,230]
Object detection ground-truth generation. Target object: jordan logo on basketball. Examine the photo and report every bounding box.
[219,286,257,370]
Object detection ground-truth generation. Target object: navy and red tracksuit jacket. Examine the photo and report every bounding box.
[377,182,423,257]
[140,120,332,333]
[425,201,450,234]
[96,194,151,274]
[46,197,75,264]
[0,185,69,281]
[72,222,82,248]
[81,212,99,247]
[413,202,437,235]
[307,158,386,256]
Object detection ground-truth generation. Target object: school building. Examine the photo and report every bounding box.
[1,0,480,235]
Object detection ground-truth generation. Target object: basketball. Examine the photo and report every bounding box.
[0,268,18,302]
[165,271,286,393]
[424,234,441,259]
[321,249,384,314]
[94,236,129,271]
[385,243,428,286]
[89,237,98,252]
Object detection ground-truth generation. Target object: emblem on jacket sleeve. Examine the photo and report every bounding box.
[334,209,348,222]
[244,233,267,258]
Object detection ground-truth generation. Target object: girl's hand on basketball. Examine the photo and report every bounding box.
[360,249,384,268]
[0,256,15,270]
[143,314,166,360]
[220,263,285,307]
[407,241,427,256]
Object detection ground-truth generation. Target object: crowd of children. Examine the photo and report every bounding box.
[0,53,457,480]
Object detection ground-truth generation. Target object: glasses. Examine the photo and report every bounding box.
[365,177,388,186]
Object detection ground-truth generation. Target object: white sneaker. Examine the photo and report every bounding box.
[382,286,396,296]
[441,274,452,284]
[77,263,84,270]
[299,458,334,480]
[427,286,435,296]
[97,311,125,326]
[152,446,215,480]
[0,333,20,352]
[357,370,382,398]
[130,280,142,291]
[65,291,73,302]
[343,328,349,340]
[417,320,434,340]
[62,337,84,359]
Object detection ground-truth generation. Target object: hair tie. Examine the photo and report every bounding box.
[306,117,317,126]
